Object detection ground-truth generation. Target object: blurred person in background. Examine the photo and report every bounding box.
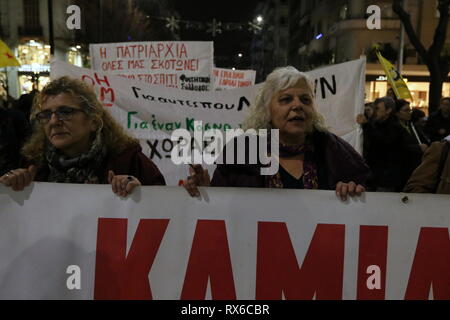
[411,108,429,145]
[0,94,30,176]
[357,96,423,192]
[404,135,450,194]
[357,102,375,159]
[425,97,450,142]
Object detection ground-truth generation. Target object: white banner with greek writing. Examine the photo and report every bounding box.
[1,183,449,300]
[51,60,256,185]
[50,59,365,185]
[89,41,214,91]
[213,67,256,90]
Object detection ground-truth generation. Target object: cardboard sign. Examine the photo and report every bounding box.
[89,41,214,91]
[213,67,256,90]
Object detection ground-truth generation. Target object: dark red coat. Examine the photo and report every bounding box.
[211,131,370,189]
[32,144,166,186]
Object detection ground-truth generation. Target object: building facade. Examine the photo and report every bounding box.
[261,0,450,110]
[0,0,82,98]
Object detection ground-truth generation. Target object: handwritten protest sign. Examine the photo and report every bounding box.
[1,184,449,299]
[213,67,256,90]
[89,41,214,91]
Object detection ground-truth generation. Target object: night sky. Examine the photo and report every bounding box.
[172,0,265,68]
[173,0,263,23]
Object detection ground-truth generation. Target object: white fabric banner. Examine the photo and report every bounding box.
[306,58,366,154]
[50,59,365,185]
[213,67,256,90]
[51,60,257,185]
[1,183,449,300]
[89,41,214,91]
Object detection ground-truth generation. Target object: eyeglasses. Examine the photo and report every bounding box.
[35,106,85,124]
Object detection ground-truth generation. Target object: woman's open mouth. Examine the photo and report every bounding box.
[51,132,69,138]
[288,116,305,123]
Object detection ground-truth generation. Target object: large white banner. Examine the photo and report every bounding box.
[89,41,214,91]
[1,183,450,299]
[51,59,365,185]
[306,58,366,152]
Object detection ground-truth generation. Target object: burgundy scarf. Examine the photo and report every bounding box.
[266,140,319,189]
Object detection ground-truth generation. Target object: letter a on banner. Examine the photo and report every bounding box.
[376,51,413,100]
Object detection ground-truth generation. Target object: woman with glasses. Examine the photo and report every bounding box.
[0,76,165,196]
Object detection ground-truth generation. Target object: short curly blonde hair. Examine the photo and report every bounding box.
[243,66,327,132]
[23,76,139,164]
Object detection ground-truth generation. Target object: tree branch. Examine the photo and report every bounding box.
[392,0,429,64]
[429,0,450,57]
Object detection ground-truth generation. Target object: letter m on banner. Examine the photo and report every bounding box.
[256,223,345,300]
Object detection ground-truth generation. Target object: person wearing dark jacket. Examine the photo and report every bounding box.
[359,96,423,192]
[210,130,370,191]
[183,66,370,201]
[410,107,430,145]
[424,97,450,142]
[394,99,428,183]
[0,107,31,176]
[0,77,165,196]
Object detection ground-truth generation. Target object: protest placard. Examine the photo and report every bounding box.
[89,41,214,91]
[213,67,256,90]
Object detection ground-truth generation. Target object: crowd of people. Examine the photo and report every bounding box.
[357,94,450,194]
[1,67,450,197]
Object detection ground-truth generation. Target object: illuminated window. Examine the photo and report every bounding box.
[18,41,50,65]
[67,50,82,67]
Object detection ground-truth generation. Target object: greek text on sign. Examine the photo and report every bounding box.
[213,67,256,90]
[89,41,214,91]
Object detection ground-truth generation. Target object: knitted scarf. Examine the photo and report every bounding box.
[266,137,319,189]
[46,133,107,184]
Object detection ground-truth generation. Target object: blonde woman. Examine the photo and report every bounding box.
[0,76,165,196]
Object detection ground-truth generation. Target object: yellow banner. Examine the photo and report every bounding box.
[376,51,412,100]
[0,40,20,67]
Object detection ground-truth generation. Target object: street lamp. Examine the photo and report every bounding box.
[256,15,263,24]
[238,53,243,58]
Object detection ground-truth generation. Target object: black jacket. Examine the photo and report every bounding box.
[362,117,423,191]
[0,108,31,176]
[211,131,371,189]
[424,111,450,143]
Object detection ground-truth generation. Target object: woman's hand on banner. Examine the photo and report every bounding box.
[335,181,365,201]
[108,170,141,197]
[183,164,211,197]
[0,165,37,191]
